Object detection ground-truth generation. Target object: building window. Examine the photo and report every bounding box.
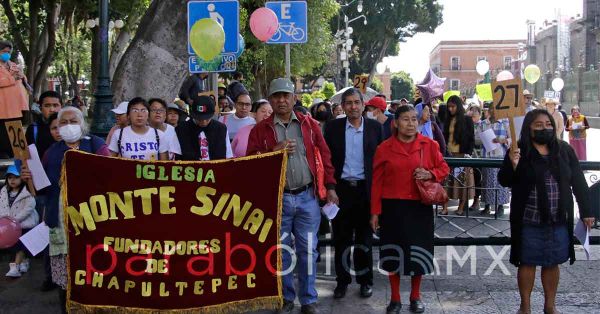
[504,56,512,70]
[450,79,460,91]
[451,57,460,70]
[477,56,487,63]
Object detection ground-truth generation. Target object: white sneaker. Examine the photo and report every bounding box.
[5,263,21,277]
[19,260,29,273]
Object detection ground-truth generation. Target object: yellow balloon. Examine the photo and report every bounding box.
[189,18,225,61]
[524,64,541,84]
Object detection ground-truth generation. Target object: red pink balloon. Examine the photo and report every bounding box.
[250,8,279,42]
[0,217,21,249]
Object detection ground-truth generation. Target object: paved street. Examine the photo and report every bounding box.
[1,246,599,314]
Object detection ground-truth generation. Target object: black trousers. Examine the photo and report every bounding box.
[332,179,373,286]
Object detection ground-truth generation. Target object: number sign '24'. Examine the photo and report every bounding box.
[492,77,525,119]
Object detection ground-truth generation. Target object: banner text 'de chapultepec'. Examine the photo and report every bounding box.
[62,150,286,313]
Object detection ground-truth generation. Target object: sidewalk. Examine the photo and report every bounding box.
[1,246,599,314]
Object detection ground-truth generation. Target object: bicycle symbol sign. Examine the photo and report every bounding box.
[266,1,308,44]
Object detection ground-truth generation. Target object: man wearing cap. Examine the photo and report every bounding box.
[324,87,383,300]
[247,78,337,314]
[365,96,393,140]
[105,101,129,145]
[524,89,536,113]
[176,95,232,161]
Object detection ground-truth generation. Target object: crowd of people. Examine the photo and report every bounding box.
[0,68,597,314]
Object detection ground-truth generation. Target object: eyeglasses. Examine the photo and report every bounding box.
[150,109,166,114]
[130,108,148,113]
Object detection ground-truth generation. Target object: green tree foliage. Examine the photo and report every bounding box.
[345,0,442,81]
[370,76,383,93]
[236,0,339,97]
[390,71,414,101]
[0,0,149,98]
[320,81,336,99]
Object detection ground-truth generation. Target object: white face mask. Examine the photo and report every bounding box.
[366,111,376,120]
[59,124,82,143]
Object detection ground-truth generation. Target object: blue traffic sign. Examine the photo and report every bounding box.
[187,0,239,54]
[266,1,308,44]
[189,54,237,73]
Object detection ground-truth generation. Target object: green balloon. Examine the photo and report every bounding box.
[524,64,541,84]
[190,18,225,61]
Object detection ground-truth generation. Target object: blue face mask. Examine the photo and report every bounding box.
[0,52,10,62]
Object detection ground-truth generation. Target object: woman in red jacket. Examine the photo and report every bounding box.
[370,105,449,314]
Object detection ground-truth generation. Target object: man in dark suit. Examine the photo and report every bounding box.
[324,87,384,299]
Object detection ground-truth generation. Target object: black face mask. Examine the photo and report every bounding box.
[315,111,331,121]
[532,129,555,145]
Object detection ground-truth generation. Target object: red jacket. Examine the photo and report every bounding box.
[371,134,449,215]
[247,112,336,192]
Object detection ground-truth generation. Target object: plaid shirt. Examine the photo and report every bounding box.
[480,119,510,158]
[523,170,560,224]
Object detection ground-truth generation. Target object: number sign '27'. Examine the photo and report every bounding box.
[492,77,525,120]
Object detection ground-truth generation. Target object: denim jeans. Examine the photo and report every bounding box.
[281,187,321,305]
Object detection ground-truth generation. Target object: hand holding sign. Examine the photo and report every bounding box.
[491,77,525,152]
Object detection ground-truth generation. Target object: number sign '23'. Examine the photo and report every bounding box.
[491,77,525,119]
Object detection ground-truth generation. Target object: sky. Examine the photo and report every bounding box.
[384,0,583,82]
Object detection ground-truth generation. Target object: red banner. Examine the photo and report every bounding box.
[62,150,286,313]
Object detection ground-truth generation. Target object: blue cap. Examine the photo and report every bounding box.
[5,159,21,178]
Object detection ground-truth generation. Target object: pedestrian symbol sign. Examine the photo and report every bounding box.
[266,1,308,44]
[188,0,239,54]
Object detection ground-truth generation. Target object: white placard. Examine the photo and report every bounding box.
[26,144,51,191]
[19,222,49,256]
[480,129,501,153]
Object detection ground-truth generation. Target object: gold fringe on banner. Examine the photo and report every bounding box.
[68,296,282,314]
[60,149,288,314]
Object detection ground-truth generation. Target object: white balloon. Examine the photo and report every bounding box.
[376,62,386,74]
[476,60,490,75]
[551,78,564,92]
[496,70,514,82]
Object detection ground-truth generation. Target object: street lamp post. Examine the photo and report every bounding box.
[342,14,366,87]
[91,0,113,136]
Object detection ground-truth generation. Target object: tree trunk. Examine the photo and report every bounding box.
[109,29,132,79]
[32,1,60,98]
[112,0,189,104]
[367,38,390,87]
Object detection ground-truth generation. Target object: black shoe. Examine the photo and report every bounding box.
[481,204,491,215]
[333,284,347,299]
[300,303,318,314]
[409,299,425,313]
[359,284,373,298]
[386,301,402,314]
[496,205,505,216]
[279,299,294,313]
[40,279,57,292]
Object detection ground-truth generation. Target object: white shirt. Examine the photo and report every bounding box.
[109,126,168,160]
[197,130,234,159]
[219,114,255,141]
[164,124,182,160]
